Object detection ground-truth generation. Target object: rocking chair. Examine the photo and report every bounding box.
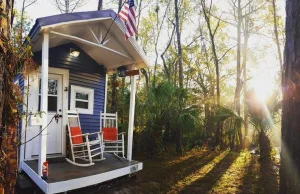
[66,110,105,167]
[100,112,125,157]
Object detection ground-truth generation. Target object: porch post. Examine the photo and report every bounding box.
[38,33,49,177]
[127,75,137,161]
[104,74,108,113]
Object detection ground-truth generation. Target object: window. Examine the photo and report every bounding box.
[70,85,94,114]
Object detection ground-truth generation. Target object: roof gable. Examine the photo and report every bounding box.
[28,10,150,72]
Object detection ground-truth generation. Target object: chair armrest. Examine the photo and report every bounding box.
[88,132,103,136]
[117,132,126,135]
[71,134,88,138]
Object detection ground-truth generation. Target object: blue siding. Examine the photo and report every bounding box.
[33,43,106,134]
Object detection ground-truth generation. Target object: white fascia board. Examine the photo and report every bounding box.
[40,17,112,32]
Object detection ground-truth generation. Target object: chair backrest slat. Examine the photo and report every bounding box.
[67,110,83,145]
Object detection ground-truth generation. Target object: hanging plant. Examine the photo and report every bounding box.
[113,79,122,88]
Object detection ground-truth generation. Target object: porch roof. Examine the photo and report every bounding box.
[28,10,150,73]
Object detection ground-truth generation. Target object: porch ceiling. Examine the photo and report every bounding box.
[29,10,150,72]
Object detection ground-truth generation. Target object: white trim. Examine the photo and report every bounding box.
[88,26,100,44]
[102,36,112,45]
[104,74,108,114]
[127,75,137,161]
[14,77,23,171]
[48,162,143,194]
[50,31,133,61]
[39,33,49,176]
[21,76,31,162]
[21,161,48,193]
[23,67,69,162]
[70,85,94,115]
[99,28,103,42]
[46,67,69,157]
[41,17,112,32]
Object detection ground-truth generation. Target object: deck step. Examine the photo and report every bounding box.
[15,173,44,194]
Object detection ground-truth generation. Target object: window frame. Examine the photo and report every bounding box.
[70,85,94,114]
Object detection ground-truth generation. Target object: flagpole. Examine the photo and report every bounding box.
[101,1,127,44]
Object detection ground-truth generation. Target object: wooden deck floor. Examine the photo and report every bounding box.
[24,153,140,183]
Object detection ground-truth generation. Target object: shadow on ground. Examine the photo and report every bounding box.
[180,152,239,194]
[97,148,279,194]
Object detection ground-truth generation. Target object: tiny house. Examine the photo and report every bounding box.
[15,10,149,194]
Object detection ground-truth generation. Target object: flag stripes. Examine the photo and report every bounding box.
[118,0,136,40]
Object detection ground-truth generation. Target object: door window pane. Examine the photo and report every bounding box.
[75,101,89,109]
[48,80,58,95]
[38,96,58,112]
[39,79,58,95]
[48,96,58,112]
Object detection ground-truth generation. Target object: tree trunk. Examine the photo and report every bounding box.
[235,0,241,116]
[174,0,183,154]
[280,0,300,193]
[271,0,283,79]
[98,0,103,10]
[243,18,249,147]
[110,0,123,113]
[0,0,16,193]
[111,74,117,113]
[65,0,70,13]
[140,69,149,90]
[153,9,159,86]
[259,130,271,162]
[200,0,221,146]
[1,103,18,194]
[234,0,243,149]
[118,0,122,12]
[0,0,14,144]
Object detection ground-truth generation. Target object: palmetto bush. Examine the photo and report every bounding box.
[214,105,243,149]
[246,89,281,160]
[135,82,203,158]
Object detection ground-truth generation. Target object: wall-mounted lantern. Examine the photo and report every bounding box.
[117,66,127,77]
[70,48,80,57]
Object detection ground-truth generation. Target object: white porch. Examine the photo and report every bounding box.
[21,153,142,194]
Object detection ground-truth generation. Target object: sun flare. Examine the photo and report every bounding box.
[251,74,274,103]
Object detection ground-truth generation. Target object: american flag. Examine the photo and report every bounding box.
[118,0,136,40]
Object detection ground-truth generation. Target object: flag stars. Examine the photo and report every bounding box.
[128,0,135,7]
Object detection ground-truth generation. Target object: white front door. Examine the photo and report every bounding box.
[31,73,63,156]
